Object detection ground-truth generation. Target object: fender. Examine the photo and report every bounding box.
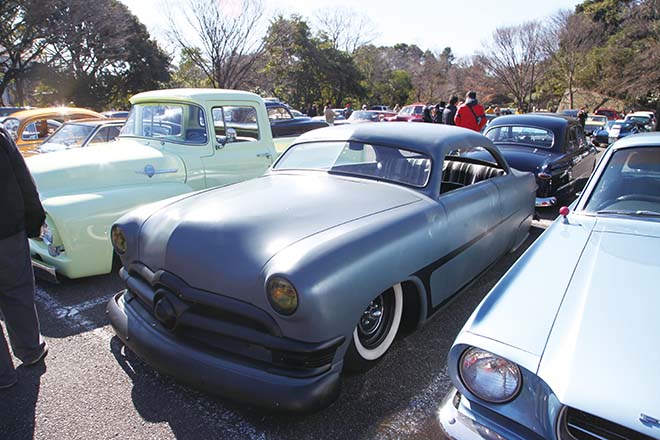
[31,182,193,279]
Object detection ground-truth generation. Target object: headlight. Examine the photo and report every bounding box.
[266,276,298,316]
[459,347,522,403]
[111,225,127,255]
[2,118,19,140]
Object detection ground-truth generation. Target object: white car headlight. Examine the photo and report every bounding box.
[459,347,522,403]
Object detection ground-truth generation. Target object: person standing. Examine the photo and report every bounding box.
[443,96,459,125]
[577,106,587,128]
[454,91,487,131]
[324,102,335,125]
[434,102,446,123]
[0,126,48,389]
[344,102,353,119]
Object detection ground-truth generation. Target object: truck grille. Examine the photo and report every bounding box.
[560,407,654,440]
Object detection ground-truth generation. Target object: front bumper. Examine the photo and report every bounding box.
[107,288,343,413]
[535,196,557,208]
[437,388,542,440]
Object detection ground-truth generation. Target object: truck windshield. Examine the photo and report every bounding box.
[120,103,208,144]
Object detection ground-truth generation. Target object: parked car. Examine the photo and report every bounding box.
[438,132,660,440]
[591,120,616,147]
[2,107,105,155]
[484,113,599,207]
[560,108,579,118]
[624,113,654,132]
[343,110,396,123]
[101,110,130,119]
[608,119,640,143]
[26,89,286,281]
[107,123,536,412]
[385,103,426,122]
[584,114,608,136]
[38,118,125,153]
[0,106,30,117]
[629,110,657,129]
[265,101,328,137]
[370,105,391,111]
[594,107,621,120]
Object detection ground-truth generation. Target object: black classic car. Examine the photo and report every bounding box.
[265,101,328,138]
[483,114,599,207]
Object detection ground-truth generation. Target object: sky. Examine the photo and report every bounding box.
[119,0,583,58]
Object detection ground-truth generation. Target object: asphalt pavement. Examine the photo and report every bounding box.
[0,209,558,440]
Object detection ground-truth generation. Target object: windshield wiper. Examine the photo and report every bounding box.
[596,209,660,217]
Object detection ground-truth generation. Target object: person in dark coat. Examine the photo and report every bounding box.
[422,106,433,123]
[434,101,446,123]
[443,96,459,125]
[0,126,48,389]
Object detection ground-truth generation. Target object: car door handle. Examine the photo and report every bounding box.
[256,152,272,159]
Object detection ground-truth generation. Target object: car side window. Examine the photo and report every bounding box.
[89,126,121,144]
[440,146,506,195]
[212,106,260,142]
[268,106,293,120]
[566,126,580,152]
[22,119,59,141]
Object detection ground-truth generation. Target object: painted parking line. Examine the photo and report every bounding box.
[35,286,115,341]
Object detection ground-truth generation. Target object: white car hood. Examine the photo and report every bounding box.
[538,218,660,437]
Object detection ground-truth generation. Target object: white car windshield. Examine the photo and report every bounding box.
[584,147,660,216]
[274,141,432,187]
[42,123,95,148]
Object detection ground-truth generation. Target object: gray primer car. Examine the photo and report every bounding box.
[107,123,536,412]
[438,133,660,439]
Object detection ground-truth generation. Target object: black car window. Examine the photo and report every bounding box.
[268,106,293,120]
[566,126,580,152]
[485,125,554,149]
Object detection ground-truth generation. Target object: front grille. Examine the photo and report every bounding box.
[560,407,654,440]
[124,265,342,378]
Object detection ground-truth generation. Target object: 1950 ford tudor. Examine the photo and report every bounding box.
[107,123,536,412]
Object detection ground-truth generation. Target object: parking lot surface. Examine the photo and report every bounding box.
[1,212,557,440]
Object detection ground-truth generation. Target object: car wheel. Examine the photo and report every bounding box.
[344,283,403,372]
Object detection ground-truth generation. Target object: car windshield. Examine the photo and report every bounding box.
[584,147,660,216]
[626,115,650,124]
[399,106,422,116]
[120,102,207,144]
[485,125,554,149]
[42,123,95,147]
[348,111,379,121]
[274,141,432,187]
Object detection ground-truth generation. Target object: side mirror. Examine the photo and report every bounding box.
[226,127,237,143]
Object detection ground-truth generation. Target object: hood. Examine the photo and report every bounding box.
[463,215,596,373]
[137,172,422,300]
[495,145,556,174]
[38,142,69,153]
[26,138,186,198]
[537,218,660,436]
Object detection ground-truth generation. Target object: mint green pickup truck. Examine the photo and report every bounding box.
[28,89,293,280]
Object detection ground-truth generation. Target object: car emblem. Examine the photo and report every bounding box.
[640,413,660,428]
[135,164,178,178]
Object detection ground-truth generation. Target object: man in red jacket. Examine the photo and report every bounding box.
[454,91,487,132]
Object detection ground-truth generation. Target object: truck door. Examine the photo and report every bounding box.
[201,103,274,189]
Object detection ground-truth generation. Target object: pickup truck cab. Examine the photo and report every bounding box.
[28,88,279,280]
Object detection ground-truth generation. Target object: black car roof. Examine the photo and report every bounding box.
[488,113,574,130]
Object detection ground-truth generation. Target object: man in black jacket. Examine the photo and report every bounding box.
[0,126,48,389]
[442,96,459,125]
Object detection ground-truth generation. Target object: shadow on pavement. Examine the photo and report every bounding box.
[0,362,46,440]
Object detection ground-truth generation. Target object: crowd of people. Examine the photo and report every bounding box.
[420,91,488,132]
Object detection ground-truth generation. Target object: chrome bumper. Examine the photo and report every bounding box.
[438,388,533,440]
[31,258,58,283]
[535,196,557,208]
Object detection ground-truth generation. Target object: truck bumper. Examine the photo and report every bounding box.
[107,290,342,413]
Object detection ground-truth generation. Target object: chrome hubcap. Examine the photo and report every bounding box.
[359,298,384,336]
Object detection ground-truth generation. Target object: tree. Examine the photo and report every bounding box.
[0,0,53,105]
[41,0,170,109]
[478,21,545,111]
[169,0,266,90]
[312,8,378,53]
[171,48,212,88]
[543,10,604,108]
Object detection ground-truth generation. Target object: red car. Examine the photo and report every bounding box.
[594,108,621,121]
[385,103,426,122]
